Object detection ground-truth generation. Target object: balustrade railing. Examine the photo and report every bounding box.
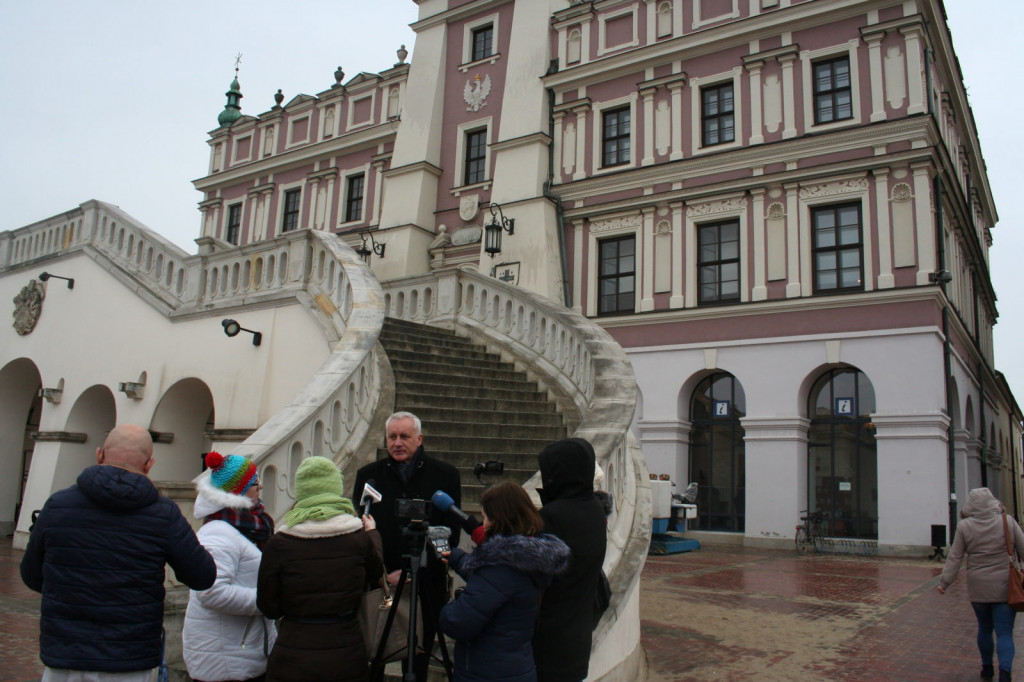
[383,267,651,677]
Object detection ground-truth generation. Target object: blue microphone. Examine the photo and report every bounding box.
[431,490,480,532]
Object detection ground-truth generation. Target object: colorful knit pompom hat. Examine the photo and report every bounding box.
[205,451,259,495]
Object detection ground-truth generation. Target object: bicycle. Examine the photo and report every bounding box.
[795,509,829,554]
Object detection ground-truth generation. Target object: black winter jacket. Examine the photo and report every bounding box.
[20,465,216,672]
[533,439,608,682]
[440,534,570,682]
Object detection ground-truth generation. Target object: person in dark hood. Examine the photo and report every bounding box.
[440,481,570,682]
[20,424,216,681]
[532,438,608,682]
[939,487,1024,681]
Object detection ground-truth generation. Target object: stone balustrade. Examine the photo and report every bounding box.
[383,266,651,679]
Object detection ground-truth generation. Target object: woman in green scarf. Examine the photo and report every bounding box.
[257,456,383,682]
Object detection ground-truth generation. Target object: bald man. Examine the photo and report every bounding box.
[21,424,216,682]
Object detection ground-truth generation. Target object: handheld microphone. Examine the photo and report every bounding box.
[361,480,382,516]
[427,525,452,558]
[431,490,482,534]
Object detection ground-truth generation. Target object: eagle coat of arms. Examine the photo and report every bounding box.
[464,74,492,112]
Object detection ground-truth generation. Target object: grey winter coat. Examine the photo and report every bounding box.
[940,487,1024,602]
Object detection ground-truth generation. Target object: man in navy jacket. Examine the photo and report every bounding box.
[21,424,216,681]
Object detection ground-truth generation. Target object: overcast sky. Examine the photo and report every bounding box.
[2,1,1021,404]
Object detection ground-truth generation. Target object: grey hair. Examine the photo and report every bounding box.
[386,411,422,435]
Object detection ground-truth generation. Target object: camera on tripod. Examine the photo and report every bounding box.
[395,498,449,559]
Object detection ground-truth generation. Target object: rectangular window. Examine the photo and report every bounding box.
[702,82,735,146]
[464,129,487,185]
[698,219,740,305]
[602,107,631,167]
[471,25,494,62]
[345,174,365,223]
[597,235,635,315]
[814,57,853,124]
[281,189,301,232]
[812,203,863,293]
[225,203,242,245]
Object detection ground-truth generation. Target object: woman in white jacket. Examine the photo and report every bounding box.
[183,452,277,682]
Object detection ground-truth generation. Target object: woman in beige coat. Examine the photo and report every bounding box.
[939,487,1024,681]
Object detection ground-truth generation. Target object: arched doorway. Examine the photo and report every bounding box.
[0,359,42,536]
[150,378,215,483]
[689,372,746,532]
[807,367,877,539]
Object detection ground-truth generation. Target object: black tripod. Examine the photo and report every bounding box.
[369,525,454,682]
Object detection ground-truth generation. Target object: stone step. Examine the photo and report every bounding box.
[385,345,506,368]
[424,421,565,440]
[411,406,561,427]
[394,381,546,402]
[379,337,499,362]
[398,394,560,415]
[391,362,525,383]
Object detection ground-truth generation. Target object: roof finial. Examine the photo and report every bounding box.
[218,53,245,128]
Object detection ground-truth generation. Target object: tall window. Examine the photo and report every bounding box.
[597,235,635,315]
[464,129,487,185]
[602,107,631,167]
[471,25,494,61]
[345,174,365,223]
[698,220,740,305]
[701,82,734,146]
[807,367,877,539]
[225,203,241,245]
[812,203,862,293]
[690,373,746,532]
[814,56,853,124]
[281,189,301,232]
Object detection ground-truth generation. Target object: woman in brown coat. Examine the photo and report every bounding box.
[257,456,383,682]
[939,487,1024,681]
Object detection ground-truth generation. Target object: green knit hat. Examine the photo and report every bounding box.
[295,456,344,501]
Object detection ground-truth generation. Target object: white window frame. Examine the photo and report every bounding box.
[346,92,377,130]
[690,68,744,155]
[339,166,371,228]
[592,94,638,175]
[454,117,493,190]
[690,0,739,30]
[685,200,748,307]
[586,214,642,317]
[801,40,862,133]
[277,180,306,234]
[223,201,244,244]
[797,177,872,296]
[460,14,501,70]
[286,114,312,149]
[598,5,639,56]
[231,134,253,165]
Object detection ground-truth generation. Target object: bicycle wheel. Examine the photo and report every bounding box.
[795,526,812,554]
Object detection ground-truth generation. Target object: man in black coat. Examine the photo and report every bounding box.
[20,424,216,680]
[353,411,461,681]
[533,437,608,682]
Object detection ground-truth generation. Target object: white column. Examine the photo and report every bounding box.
[902,25,926,115]
[864,32,886,122]
[670,201,684,308]
[874,168,895,288]
[553,111,565,182]
[641,87,656,166]
[751,187,767,300]
[572,220,584,314]
[779,53,797,139]
[371,159,387,226]
[741,417,809,545]
[785,184,801,297]
[746,60,764,145]
[684,206,697,308]
[641,207,655,311]
[913,162,937,284]
[669,80,685,161]
[574,106,589,181]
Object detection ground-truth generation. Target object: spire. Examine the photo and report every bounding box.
[218,53,244,128]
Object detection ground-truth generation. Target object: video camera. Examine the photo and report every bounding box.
[394,498,450,559]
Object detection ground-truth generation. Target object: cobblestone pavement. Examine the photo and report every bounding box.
[4,539,1022,681]
[640,544,1024,681]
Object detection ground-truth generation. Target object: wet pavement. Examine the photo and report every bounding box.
[3,538,1021,681]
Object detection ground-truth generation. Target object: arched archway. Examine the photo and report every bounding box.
[0,359,42,535]
[150,378,215,483]
[54,385,117,493]
[806,366,877,539]
[689,372,746,532]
